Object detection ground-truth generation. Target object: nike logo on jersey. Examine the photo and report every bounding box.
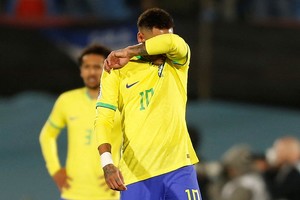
[126,81,139,88]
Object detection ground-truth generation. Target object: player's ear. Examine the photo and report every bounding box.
[137,32,145,43]
[79,66,84,79]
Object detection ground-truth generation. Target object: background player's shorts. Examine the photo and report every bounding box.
[121,165,202,200]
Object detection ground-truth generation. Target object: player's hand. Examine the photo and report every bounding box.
[52,168,72,191]
[99,175,118,196]
[103,164,127,191]
[104,49,130,73]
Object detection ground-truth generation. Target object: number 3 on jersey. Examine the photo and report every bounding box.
[185,189,202,200]
[139,88,154,110]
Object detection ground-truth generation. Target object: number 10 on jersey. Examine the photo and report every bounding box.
[139,88,154,110]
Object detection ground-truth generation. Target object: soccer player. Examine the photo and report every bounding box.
[39,44,122,200]
[95,8,202,200]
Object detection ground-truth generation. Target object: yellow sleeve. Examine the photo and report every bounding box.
[39,122,62,175]
[39,95,66,175]
[145,33,190,65]
[95,70,120,147]
[95,107,116,146]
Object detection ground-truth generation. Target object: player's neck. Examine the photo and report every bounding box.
[86,88,99,99]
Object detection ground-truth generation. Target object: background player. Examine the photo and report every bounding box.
[95,8,202,200]
[39,44,122,200]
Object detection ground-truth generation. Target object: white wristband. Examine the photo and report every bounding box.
[100,152,113,168]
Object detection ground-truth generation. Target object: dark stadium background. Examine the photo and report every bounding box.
[0,0,299,199]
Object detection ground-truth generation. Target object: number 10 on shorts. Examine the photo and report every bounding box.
[185,189,201,200]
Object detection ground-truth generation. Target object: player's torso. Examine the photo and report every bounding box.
[118,60,188,141]
[60,90,99,190]
[62,89,97,153]
[119,61,160,111]
[117,60,197,184]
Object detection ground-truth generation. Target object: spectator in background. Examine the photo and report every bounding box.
[265,136,300,200]
[252,153,270,174]
[219,144,270,200]
[39,44,122,200]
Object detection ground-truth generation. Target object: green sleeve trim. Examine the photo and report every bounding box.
[96,102,117,111]
[48,120,63,130]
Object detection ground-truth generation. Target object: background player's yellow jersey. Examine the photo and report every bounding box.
[95,34,199,185]
[40,87,122,200]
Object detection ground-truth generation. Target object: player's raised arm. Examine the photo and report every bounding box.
[104,33,189,74]
[104,43,146,73]
[145,33,190,66]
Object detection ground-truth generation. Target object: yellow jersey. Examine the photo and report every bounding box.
[95,34,198,185]
[40,87,122,200]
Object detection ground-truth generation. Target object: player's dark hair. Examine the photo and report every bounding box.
[78,44,111,66]
[137,8,174,30]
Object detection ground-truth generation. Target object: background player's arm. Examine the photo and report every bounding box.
[39,95,70,191]
[39,122,70,191]
[39,122,61,176]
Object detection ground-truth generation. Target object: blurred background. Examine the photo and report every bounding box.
[0,0,299,199]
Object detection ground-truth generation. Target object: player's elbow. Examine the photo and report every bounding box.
[39,130,47,145]
[39,125,53,146]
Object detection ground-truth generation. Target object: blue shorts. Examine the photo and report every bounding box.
[121,165,202,200]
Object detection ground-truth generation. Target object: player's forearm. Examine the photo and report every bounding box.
[95,106,115,145]
[39,123,61,175]
[98,143,112,154]
[98,143,114,168]
[146,34,188,61]
[125,43,148,58]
